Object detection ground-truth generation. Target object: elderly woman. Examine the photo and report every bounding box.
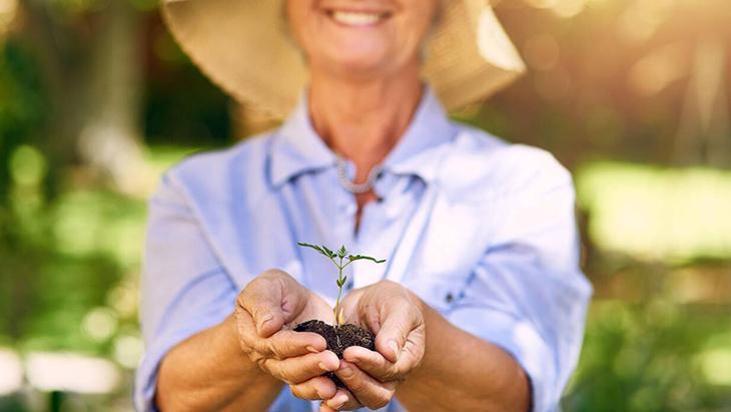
[135,0,591,411]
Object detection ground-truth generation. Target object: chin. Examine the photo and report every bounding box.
[317,49,394,78]
[334,58,388,76]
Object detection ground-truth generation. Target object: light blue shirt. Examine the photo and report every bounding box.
[135,84,592,412]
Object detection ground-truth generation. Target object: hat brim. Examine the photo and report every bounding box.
[163,0,525,118]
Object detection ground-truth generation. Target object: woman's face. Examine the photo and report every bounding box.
[286,0,440,78]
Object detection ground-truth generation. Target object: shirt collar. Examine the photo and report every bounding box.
[269,83,457,188]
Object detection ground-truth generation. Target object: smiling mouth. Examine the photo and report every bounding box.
[325,9,392,27]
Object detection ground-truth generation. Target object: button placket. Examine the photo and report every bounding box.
[352,184,405,288]
[340,201,357,216]
[324,168,358,293]
[351,206,378,288]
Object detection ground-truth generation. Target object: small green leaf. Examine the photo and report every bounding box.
[321,245,336,259]
[347,254,386,264]
[300,242,384,296]
[298,242,331,259]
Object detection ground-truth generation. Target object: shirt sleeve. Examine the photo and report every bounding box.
[134,171,239,412]
[445,152,592,412]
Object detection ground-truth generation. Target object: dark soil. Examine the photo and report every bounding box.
[294,319,375,387]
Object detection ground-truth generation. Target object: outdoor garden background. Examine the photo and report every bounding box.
[1,0,730,410]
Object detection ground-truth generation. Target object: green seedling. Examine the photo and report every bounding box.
[297,242,385,326]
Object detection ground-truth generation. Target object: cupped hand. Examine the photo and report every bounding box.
[235,269,339,401]
[320,280,426,411]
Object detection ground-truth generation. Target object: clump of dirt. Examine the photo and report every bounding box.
[294,320,375,387]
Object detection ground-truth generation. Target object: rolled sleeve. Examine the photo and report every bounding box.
[134,172,238,411]
[446,154,592,412]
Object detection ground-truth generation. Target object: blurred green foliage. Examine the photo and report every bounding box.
[577,162,731,263]
[565,302,731,411]
[0,41,49,201]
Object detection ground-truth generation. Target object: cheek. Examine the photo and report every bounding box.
[395,3,439,55]
[285,1,318,49]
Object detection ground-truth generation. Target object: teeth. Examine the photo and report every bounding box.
[331,11,383,26]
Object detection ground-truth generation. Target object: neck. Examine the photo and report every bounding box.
[307,64,423,183]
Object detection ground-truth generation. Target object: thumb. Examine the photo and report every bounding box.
[240,278,287,338]
[245,270,314,337]
[374,309,414,363]
[338,288,364,325]
[250,299,284,338]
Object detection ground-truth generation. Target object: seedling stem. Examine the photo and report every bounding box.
[297,242,385,326]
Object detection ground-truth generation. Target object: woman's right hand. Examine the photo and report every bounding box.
[235,269,340,401]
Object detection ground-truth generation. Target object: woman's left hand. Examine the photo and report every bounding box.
[320,280,426,411]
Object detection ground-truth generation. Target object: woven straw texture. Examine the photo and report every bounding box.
[162,0,525,118]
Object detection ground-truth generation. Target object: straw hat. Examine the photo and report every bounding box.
[162,0,526,118]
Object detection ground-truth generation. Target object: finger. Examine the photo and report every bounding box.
[323,388,360,411]
[267,350,339,384]
[237,308,327,359]
[238,277,286,337]
[241,270,310,337]
[342,346,396,381]
[344,337,423,382]
[338,288,364,325]
[293,291,337,326]
[274,271,313,324]
[334,361,396,410]
[319,403,337,412]
[374,306,421,363]
[264,329,328,359]
[289,376,337,401]
[235,305,279,358]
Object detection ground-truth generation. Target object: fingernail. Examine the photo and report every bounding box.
[315,387,326,399]
[318,362,329,371]
[389,340,400,360]
[339,366,354,379]
[307,345,319,353]
[330,393,348,408]
[257,313,273,331]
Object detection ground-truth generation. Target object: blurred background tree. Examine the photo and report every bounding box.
[0,0,729,410]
